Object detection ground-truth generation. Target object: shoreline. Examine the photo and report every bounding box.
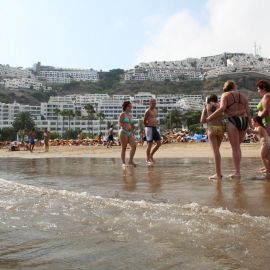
[0,142,261,159]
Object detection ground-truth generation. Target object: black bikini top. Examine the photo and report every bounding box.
[226,92,244,109]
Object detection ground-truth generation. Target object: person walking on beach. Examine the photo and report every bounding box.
[206,80,252,178]
[252,116,270,174]
[144,99,161,165]
[44,128,50,152]
[256,80,270,135]
[201,94,224,180]
[107,125,114,148]
[28,128,36,153]
[118,101,137,167]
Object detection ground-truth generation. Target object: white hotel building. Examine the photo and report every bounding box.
[0,93,204,136]
[0,64,32,78]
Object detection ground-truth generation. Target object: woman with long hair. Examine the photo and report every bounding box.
[201,94,224,180]
[206,80,252,178]
[118,101,137,167]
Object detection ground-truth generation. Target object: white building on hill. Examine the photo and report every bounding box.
[34,62,99,84]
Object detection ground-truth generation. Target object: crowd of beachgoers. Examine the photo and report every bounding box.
[1,79,270,180]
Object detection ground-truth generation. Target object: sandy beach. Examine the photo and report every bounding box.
[0,142,261,159]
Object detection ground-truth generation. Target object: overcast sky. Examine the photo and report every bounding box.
[0,0,269,70]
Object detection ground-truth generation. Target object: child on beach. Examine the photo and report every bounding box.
[201,94,224,180]
[252,116,270,174]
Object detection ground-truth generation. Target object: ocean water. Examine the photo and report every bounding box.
[0,157,270,269]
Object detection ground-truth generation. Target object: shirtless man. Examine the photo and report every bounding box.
[28,128,36,153]
[144,99,161,165]
[107,125,114,148]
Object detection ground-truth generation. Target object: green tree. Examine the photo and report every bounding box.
[62,129,78,140]
[164,109,182,130]
[182,110,201,128]
[66,109,75,130]
[84,104,96,137]
[96,112,105,134]
[75,109,81,119]
[12,112,35,133]
[60,110,68,133]
[189,124,206,135]
[53,108,61,134]
[0,127,17,141]
[49,132,59,140]
[61,109,75,131]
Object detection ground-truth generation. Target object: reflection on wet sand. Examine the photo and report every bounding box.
[213,180,226,208]
[121,166,162,193]
[232,180,248,210]
[262,181,270,207]
[122,167,137,192]
[1,157,270,216]
[147,166,161,193]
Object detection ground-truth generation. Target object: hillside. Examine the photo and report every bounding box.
[0,70,269,105]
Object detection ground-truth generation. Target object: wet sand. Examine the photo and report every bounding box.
[0,142,261,159]
[0,157,270,269]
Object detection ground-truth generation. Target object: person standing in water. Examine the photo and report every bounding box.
[28,128,36,153]
[118,101,137,167]
[206,80,252,178]
[44,128,50,152]
[201,94,224,180]
[144,99,161,165]
[252,116,270,175]
[256,80,270,136]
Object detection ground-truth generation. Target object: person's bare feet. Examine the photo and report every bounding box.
[209,174,222,180]
[146,160,153,166]
[128,161,137,167]
[229,173,241,179]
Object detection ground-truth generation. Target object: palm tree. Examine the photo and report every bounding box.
[66,109,75,130]
[53,108,61,134]
[96,112,105,134]
[75,109,81,119]
[60,110,68,134]
[84,104,96,137]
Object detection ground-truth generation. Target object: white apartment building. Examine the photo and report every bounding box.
[39,69,99,84]
[126,53,270,82]
[71,94,110,104]
[0,102,41,120]
[0,93,207,136]
[0,78,51,91]
[48,96,74,104]
[112,95,132,101]
[176,97,204,111]
[0,65,32,78]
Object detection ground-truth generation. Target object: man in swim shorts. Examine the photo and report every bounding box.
[28,128,36,153]
[144,99,161,165]
[107,125,114,148]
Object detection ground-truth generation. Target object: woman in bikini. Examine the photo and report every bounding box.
[118,101,137,167]
[252,116,270,175]
[206,80,252,178]
[201,94,224,180]
[256,80,270,136]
